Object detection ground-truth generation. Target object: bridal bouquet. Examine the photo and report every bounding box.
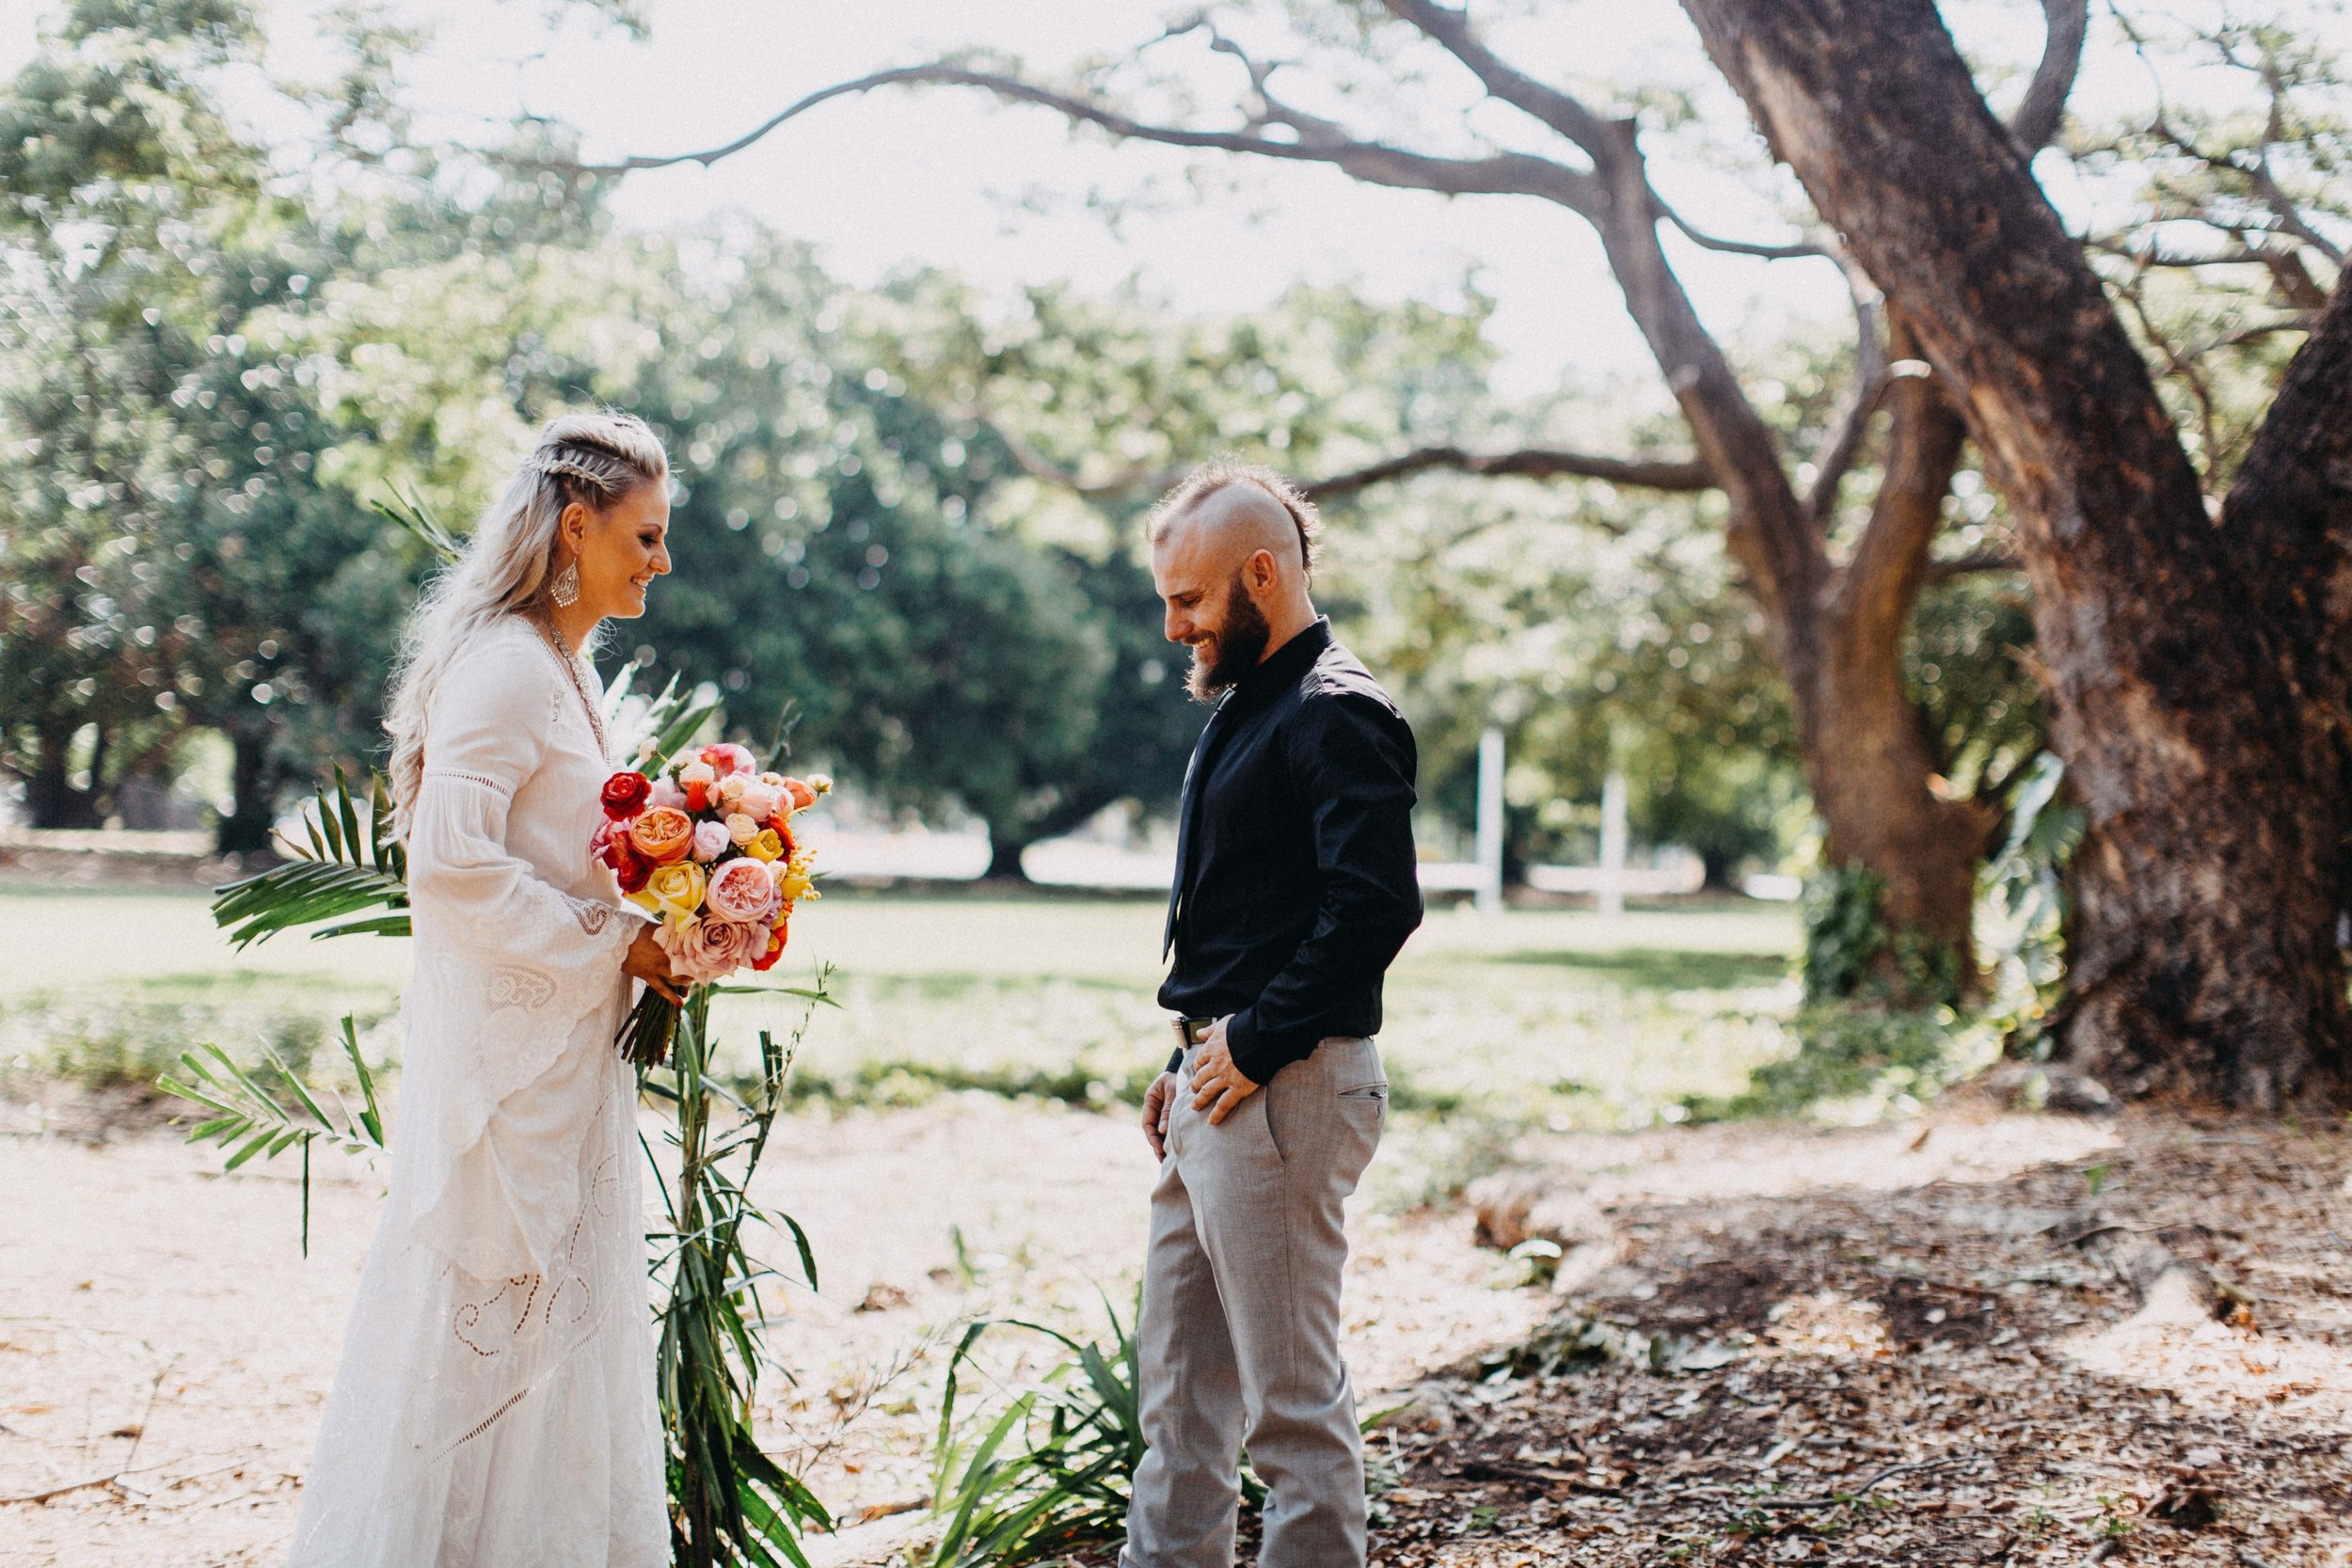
[593,740,829,1063]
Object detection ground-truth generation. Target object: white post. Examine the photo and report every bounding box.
[1475,725,1505,914]
[1597,768,1629,919]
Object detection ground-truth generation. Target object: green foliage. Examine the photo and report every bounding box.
[1799,865,1962,1009]
[211,767,409,946]
[1978,752,2082,1054]
[927,1292,1263,1568]
[157,1012,382,1254]
[1707,1005,1965,1122]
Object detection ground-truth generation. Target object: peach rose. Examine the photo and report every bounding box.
[628,806,694,864]
[725,811,759,847]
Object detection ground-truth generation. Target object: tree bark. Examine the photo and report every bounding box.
[215,728,278,856]
[1680,0,2352,1108]
[1808,366,1994,974]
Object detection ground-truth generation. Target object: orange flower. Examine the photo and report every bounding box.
[628,806,695,864]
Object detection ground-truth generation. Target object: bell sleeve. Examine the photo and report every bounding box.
[398,651,646,1276]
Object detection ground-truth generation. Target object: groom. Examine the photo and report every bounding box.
[1127,463,1422,1568]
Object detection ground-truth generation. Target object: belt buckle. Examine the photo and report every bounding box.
[1171,1017,1211,1051]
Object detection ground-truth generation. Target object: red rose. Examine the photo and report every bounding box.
[592,819,652,894]
[751,920,787,972]
[600,770,651,820]
[684,779,709,813]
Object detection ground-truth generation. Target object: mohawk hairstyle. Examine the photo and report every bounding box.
[1145,460,1323,576]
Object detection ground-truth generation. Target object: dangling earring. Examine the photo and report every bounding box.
[550,558,580,608]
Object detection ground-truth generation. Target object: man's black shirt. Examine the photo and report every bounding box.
[1157,618,1423,1085]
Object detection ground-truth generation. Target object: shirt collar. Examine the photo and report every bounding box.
[1231,616,1332,708]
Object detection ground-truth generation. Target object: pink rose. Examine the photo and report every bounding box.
[699,742,757,779]
[739,781,782,821]
[691,820,730,862]
[647,776,688,812]
[654,915,762,985]
[707,857,781,925]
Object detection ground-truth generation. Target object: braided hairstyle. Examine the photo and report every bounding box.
[383,412,670,832]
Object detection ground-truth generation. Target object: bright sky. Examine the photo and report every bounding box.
[5,0,2341,404]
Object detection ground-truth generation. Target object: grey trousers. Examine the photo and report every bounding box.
[1122,1037,1388,1568]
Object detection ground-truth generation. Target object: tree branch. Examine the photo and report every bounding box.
[555,63,1602,213]
[1804,275,1905,529]
[1927,551,2024,578]
[1831,336,1967,645]
[1306,444,1715,498]
[1658,198,1831,261]
[2010,0,2089,154]
[1377,0,1616,159]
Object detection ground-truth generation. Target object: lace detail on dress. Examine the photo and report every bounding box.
[422,768,504,793]
[485,966,556,1012]
[564,895,615,936]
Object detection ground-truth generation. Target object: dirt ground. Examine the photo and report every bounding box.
[0,1088,1552,1567]
[1356,1103,2352,1567]
[5,1088,2349,1566]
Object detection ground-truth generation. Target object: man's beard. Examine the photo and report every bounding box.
[1185,573,1273,703]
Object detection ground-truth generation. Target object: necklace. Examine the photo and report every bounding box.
[532,615,610,761]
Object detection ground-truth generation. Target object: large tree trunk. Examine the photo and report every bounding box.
[2215,270,2352,1034]
[1680,0,2352,1109]
[25,723,103,829]
[215,727,278,857]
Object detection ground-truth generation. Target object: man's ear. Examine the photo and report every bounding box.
[1246,548,1278,594]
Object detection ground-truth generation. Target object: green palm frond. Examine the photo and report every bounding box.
[373,488,463,566]
[213,766,410,948]
[157,1014,384,1257]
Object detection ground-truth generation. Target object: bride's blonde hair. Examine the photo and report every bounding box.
[383,411,670,834]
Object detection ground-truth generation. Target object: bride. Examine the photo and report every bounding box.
[287,412,688,1567]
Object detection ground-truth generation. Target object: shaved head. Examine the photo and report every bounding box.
[1148,462,1323,702]
[1157,481,1305,577]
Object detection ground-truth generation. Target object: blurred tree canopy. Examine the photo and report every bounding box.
[5,0,2330,913]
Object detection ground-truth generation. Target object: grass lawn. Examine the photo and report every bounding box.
[0,879,1802,1191]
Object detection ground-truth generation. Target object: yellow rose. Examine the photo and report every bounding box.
[628,858,707,920]
[744,828,785,863]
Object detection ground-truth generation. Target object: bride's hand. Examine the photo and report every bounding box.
[623,924,687,1006]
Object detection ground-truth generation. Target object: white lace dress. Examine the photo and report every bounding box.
[287,616,667,1568]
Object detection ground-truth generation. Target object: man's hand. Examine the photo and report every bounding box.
[1141,1070,1179,1159]
[1188,1017,1260,1126]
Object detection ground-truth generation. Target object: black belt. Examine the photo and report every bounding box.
[1171,1016,1217,1051]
